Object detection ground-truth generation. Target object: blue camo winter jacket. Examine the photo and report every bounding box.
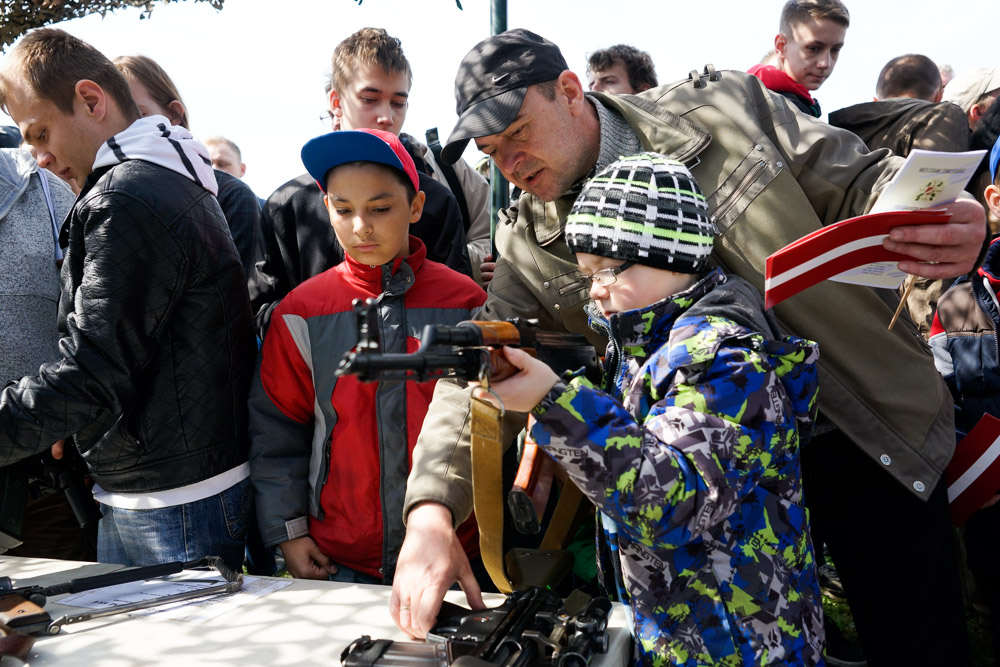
[531,269,825,667]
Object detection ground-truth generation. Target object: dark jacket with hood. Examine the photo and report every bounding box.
[0,145,256,493]
[829,97,970,158]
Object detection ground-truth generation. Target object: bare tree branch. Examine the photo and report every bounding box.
[1,0,226,48]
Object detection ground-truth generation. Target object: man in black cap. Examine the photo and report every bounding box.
[394,28,984,666]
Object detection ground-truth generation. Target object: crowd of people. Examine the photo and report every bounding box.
[1,0,1000,665]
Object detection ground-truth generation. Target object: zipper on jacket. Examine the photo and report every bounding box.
[712,159,766,230]
[982,276,1000,365]
[590,315,623,394]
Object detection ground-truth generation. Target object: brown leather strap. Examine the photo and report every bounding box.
[539,479,583,551]
[0,623,35,662]
[525,415,584,551]
[470,394,513,593]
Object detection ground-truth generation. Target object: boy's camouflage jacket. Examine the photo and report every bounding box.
[531,269,826,667]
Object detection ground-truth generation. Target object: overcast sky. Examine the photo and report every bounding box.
[0,0,991,198]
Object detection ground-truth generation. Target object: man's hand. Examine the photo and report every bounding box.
[472,347,559,414]
[279,536,338,580]
[884,199,988,279]
[50,439,65,460]
[391,502,485,638]
[480,254,497,284]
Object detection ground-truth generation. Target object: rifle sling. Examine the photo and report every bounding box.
[539,476,583,551]
[470,395,512,594]
[471,402,585,594]
[527,415,584,552]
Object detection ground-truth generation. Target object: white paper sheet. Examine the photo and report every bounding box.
[57,572,293,623]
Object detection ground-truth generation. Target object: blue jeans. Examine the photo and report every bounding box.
[327,563,382,585]
[97,478,252,572]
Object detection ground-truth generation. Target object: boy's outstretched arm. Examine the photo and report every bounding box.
[523,321,817,550]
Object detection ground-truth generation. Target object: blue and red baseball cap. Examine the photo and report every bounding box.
[301,128,420,194]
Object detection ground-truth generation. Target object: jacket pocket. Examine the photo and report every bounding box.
[707,151,779,237]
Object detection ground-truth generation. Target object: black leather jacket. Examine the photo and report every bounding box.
[0,159,256,493]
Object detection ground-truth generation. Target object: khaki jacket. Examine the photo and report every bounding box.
[405,68,955,527]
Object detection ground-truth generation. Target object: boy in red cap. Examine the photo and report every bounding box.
[249,128,485,584]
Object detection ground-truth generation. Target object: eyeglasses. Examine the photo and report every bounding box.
[580,261,635,288]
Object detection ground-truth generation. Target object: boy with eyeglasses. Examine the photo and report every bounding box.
[477,154,826,666]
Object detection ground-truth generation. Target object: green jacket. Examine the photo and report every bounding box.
[405,68,954,528]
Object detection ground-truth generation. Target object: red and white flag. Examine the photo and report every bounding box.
[946,413,1000,527]
[763,210,950,310]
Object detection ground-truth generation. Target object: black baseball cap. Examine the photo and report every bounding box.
[440,29,568,165]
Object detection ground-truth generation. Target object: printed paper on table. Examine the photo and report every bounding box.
[764,149,985,309]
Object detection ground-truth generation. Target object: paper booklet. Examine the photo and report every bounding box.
[764,149,985,309]
[946,413,1000,527]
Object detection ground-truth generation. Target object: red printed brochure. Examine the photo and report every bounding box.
[763,148,985,309]
[763,209,950,309]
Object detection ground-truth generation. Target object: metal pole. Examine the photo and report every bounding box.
[488,0,509,259]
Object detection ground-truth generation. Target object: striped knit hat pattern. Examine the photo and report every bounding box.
[565,153,714,274]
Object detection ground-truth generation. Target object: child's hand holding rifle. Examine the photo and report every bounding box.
[468,347,558,414]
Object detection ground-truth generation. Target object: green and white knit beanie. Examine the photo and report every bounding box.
[565,153,714,274]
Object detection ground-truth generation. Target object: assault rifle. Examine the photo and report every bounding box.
[341,587,612,667]
[336,299,603,536]
[337,299,602,387]
[0,556,242,636]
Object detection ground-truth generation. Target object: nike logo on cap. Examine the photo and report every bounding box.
[492,73,511,84]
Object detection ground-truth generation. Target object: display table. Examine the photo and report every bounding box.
[0,556,632,667]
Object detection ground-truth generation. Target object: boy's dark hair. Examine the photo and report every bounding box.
[586,44,658,91]
[876,54,941,101]
[329,27,412,96]
[328,160,417,203]
[113,54,189,128]
[0,28,140,122]
[779,0,850,33]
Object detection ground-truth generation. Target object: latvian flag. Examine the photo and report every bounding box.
[947,414,1000,526]
[764,210,951,310]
